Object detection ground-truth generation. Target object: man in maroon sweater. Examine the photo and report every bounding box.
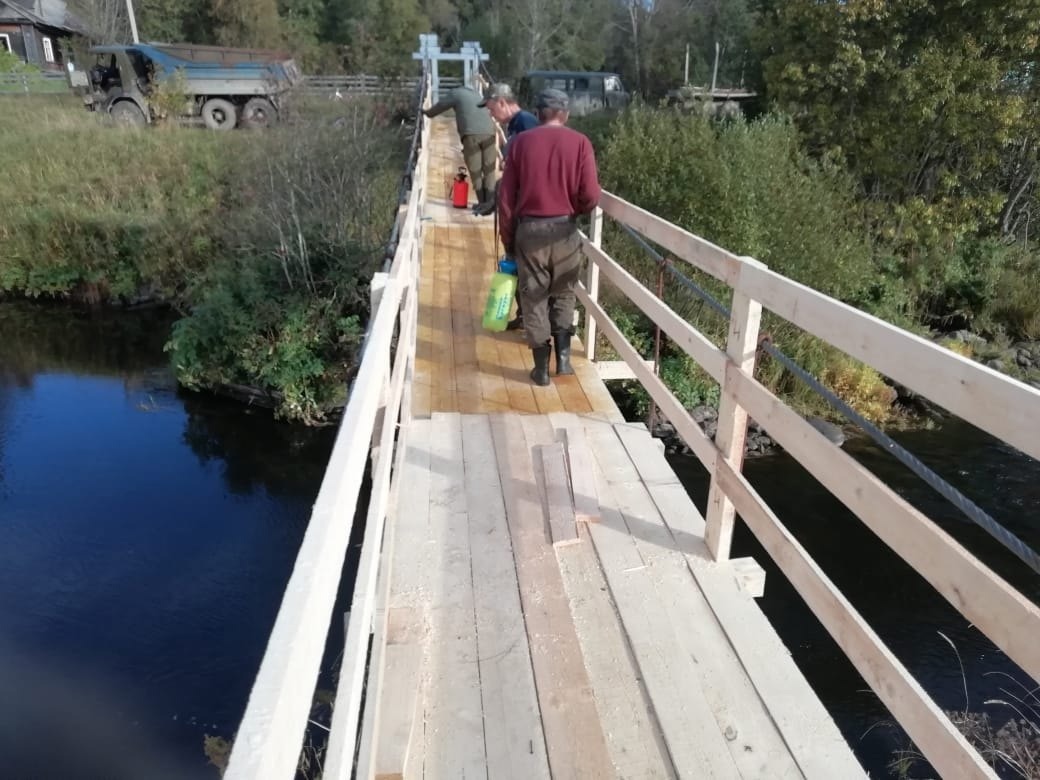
[498,88,602,386]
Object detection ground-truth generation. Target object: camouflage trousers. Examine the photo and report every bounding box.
[461,134,497,194]
[514,219,582,348]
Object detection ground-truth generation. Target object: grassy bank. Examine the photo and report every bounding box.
[0,94,408,423]
[573,107,1040,425]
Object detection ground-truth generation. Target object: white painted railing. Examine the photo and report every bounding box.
[579,191,1040,779]
[223,70,431,780]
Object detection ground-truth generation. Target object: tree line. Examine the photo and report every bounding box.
[67,0,1040,333]
[68,0,755,91]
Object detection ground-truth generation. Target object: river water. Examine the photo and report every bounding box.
[670,419,1040,778]
[0,303,337,778]
[1,303,1036,778]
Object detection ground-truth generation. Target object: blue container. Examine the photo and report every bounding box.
[497,257,517,276]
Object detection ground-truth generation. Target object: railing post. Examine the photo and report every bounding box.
[705,256,764,561]
[585,205,603,361]
[369,272,391,477]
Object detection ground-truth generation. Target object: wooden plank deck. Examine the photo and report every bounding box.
[412,119,623,421]
[363,117,865,780]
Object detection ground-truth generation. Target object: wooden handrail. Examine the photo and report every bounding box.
[224,69,432,780]
[580,191,1040,778]
[597,188,1040,464]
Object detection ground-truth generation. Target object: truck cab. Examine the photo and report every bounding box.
[78,48,154,125]
[518,71,629,116]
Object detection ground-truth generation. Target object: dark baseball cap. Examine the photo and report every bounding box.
[536,88,569,111]
[478,83,515,107]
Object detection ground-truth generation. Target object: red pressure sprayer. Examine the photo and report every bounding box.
[451,166,469,209]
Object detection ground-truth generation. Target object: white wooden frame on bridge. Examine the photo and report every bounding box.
[578,191,1040,779]
[412,33,489,100]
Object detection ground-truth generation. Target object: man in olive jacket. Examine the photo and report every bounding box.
[423,86,497,206]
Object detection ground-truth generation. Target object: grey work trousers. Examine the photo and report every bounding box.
[514,220,582,348]
[461,133,497,194]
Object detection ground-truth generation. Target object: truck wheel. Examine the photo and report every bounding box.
[202,98,237,131]
[241,98,277,129]
[110,100,146,127]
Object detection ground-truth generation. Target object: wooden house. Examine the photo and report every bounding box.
[0,0,80,70]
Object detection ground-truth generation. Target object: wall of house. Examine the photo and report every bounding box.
[0,22,67,69]
[0,23,28,61]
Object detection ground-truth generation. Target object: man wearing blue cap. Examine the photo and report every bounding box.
[476,82,539,329]
[498,88,602,386]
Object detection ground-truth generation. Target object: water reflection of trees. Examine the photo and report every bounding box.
[180,392,337,499]
[0,301,337,500]
[0,302,174,384]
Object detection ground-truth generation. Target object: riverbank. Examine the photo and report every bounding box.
[0,94,409,424]
[632,335,1040,460]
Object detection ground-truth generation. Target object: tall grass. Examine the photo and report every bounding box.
[0,94,408,422]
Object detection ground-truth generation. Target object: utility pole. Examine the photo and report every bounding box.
[710,41,720,96]
[684,43,690,85]
[126,0,140,43]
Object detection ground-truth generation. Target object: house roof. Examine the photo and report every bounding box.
[0,0,81,33]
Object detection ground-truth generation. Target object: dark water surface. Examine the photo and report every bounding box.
[0,304,336,779]
[670,419,1040,778]
[3,303,1037,778]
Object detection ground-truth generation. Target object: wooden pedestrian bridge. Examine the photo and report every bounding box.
[224,66,1040,780]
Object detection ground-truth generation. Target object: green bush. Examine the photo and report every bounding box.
[599,107,887,310]
[591,107,904,423]
[0,95,407,423]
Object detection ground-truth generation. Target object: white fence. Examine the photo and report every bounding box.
[0,71,67,94]
[0,72,455,97]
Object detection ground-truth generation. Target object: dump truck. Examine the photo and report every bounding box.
[68,43,302,129]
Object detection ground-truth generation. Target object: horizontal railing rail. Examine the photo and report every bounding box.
[579,190,1040,780]
[301,74,461,95]
[224,67,431,780]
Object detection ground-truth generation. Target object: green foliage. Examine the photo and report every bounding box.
[0,95,406,423]
[756,0,1040,248]
[600,107,885,311]
[591,105,910,422]
[0,96,228,300]
[148,67,192,122]
[212,0,283,47]
[0,50,38,73]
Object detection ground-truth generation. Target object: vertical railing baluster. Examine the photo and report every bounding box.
[585,206,603,361]
[648,261,665,433]
[705,257,765,561]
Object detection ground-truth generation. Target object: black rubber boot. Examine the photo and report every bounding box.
[530,344,551,386]
[553,331,574,375]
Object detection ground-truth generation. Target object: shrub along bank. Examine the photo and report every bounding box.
[574,107,1040,429]
[0,95,407,424]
